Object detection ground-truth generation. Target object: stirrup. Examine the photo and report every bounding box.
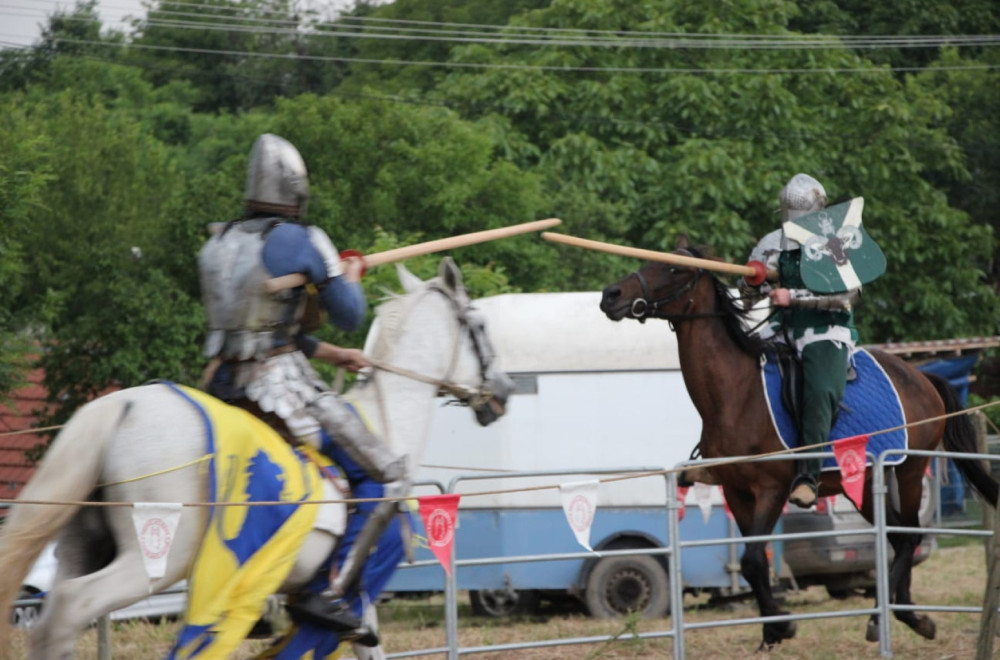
[286,592,379,646]
[286,592,360,631]
[788,479,818,509]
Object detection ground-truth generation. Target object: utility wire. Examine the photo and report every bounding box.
[3,1,1000,50]
[135,16,1000,50]
[13,0,1000,43]
[45,36,1000,74]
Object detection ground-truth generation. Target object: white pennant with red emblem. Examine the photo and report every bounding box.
[693,482,714,524]
[832,434,870,509]
[131,502,182,581]
[418,494,461,576]
[676,486,688,522]
[559,480,599,551]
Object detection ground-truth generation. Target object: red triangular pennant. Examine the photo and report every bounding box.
[832,434,870,509]
[418,494,460,576]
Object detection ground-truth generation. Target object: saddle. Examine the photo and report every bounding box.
[771,343,856,434]
[763,348,908,470]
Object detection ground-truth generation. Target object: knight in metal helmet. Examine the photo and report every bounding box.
[198,133,405,642]
[740,173,861,509]
[244,132,310,218]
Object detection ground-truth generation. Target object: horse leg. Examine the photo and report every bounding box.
[353,600,385,660]
[30,546,182,660]
[727,488,795,650]
[30,508,197,660]
[887,527,935,639]
[887,466,936,640]
[863,469,935,643]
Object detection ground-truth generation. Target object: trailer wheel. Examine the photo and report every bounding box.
[584,555,669,618]
[469,589,540,617]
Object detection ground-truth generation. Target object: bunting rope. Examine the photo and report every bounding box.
[2,399,998,509]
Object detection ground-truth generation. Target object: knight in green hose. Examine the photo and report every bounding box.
[742,173,864,508]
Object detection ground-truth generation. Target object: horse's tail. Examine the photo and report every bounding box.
[926,372,999,507]
[0,393,132,645]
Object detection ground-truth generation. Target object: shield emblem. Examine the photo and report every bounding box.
[782,197,886,293]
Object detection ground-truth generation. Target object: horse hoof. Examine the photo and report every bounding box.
[865,619,879,643]
[764,619,796,642]
[756,640,775,653]
[914,615,936,640]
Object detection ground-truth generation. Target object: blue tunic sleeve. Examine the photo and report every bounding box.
[262,223,367,332]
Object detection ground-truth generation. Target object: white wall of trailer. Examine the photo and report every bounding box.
[412,291,707,508]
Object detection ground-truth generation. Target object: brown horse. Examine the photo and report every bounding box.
[599,238,998,650]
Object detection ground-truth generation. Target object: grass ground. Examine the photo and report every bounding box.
[6,541,993,659]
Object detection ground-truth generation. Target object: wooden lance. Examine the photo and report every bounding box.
[265,218,562,294]
[541,232,775,285]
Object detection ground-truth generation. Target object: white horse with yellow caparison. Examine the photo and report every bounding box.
[0,257,512,660]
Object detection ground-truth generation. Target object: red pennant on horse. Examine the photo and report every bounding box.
[832,434,870,509]
[418,494,461,576]
[677,486,688,522]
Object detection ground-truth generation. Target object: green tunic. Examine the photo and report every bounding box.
[774,250,859,345]
[774,249,857,480]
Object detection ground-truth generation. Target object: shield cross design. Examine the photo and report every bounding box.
[781,197,886,293]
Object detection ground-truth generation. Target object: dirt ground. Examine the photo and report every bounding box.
[6,542,992,659]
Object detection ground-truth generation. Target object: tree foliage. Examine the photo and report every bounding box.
[0,0,998,415]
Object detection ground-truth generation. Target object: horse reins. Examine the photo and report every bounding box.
[625,251,778,333]
[365,284,496,410]
[625,264,728,329]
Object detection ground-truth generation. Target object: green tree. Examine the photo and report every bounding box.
[0,111,51,394]
[434,0,998,340]
[0,67,204,416]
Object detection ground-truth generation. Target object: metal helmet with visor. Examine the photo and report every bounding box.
[244,133,309,218]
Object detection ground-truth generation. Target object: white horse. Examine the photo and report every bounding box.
[0,257,512,660]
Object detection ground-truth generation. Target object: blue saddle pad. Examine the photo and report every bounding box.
[762,348,908,470]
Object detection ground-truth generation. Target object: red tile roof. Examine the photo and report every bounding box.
[0,369,54,500]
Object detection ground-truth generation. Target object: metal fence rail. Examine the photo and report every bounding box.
[11,451,996,659]
[379,448,994,660]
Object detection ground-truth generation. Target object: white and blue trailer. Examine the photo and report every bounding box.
[384,291,745,617]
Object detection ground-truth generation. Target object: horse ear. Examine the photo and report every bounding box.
[439,256,464,294]
[676,234,689,250]
[395,262,424,293]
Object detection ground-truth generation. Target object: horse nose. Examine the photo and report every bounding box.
[600,285,621,312]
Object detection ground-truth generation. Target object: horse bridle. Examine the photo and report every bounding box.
[433,284,496,408]
[367,284,496,408]
[625,265,705,324]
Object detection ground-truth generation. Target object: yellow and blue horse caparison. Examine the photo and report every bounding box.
[163,383,325,660]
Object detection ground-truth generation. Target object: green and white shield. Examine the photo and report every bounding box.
[782,197,886,294]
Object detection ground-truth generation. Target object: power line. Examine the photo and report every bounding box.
[0,46,953,146]
[136,16,1000,50]
[3,1,1000,50]
[47,36,1000,74]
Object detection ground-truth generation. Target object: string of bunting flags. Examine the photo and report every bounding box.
[401,435,875,571]
[127,436,874,578]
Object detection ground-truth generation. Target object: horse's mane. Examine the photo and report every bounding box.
[685,245,770,359]
[367,292,407,362]
[366,275,456,362]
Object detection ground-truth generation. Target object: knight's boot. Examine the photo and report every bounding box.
[307,393,408,483]
[285,592,380,647]
[788,458,821,509]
